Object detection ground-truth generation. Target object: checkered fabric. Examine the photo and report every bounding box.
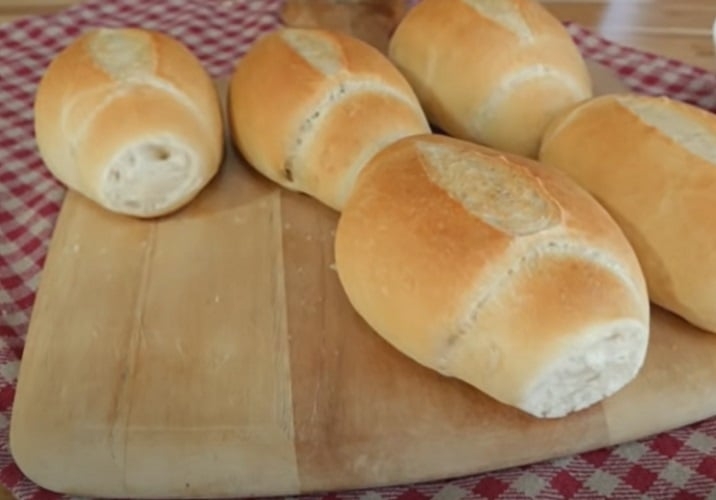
[1,1,716,499]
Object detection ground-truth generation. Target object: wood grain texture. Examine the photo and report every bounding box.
[10,69,716,498]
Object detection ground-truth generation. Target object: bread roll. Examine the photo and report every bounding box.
[228,27,430,211]
[540,93,716,333]
[387,0,592,158]
[34,28,223,218]
[335,134,649,418]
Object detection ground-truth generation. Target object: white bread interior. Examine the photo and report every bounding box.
[388,0,593,158]
[228,27,430,211]
[335,134,650,418]
[34,28,224,218]
[540,93,716,333]
[100,138,200,214]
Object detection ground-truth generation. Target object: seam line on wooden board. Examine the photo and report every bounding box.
[268,192,301,489]
[105,222,157,487]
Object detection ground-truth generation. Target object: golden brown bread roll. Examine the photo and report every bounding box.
[228,27,430,211]
[335,134,650,418]
[539,93,716,333]
[34,27,224,218]
[388,0,592,158]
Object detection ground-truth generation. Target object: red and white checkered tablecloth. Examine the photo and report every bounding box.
[1,1,716,499]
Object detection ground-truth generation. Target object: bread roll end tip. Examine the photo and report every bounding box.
[98,138,209,218]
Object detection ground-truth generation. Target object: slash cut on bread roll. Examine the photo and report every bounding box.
[539,93,716,334]
[335,134,650,418]
[228,27,430,211]
[388,0,592,158]
[34,28,224,218]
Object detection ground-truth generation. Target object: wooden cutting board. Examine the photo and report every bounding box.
[10,67,716,499]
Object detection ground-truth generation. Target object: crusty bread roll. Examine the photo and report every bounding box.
[540,93,716,333]
[34,28,224,218]
[335,134,650,418]
[388,0,592,158]
[228,27,430,211]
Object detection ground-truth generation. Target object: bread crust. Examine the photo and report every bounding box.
[34,28,223,218]
[388,0,592,158]
[228,27,430,211]
[540,93,716,333]
[335,134,650,418]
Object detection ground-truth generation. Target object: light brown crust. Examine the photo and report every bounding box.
[299,90,430,209]
[540,93,716,332]
[387,0,592,157]
[228,27,430,211]
[448,251,645,404]
[335,134,649,416]
[34,28,223,217]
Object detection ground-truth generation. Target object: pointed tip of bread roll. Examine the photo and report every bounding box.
[519,319,647,418]
[99,138,203,217]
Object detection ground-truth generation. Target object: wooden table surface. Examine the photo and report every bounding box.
[0,0,714,499]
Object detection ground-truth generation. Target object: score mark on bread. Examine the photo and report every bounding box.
[615,95,716,164]
[462,0,533,42]
[89,28,154,79]
[281,29,343,75]
[418,141,560,236]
